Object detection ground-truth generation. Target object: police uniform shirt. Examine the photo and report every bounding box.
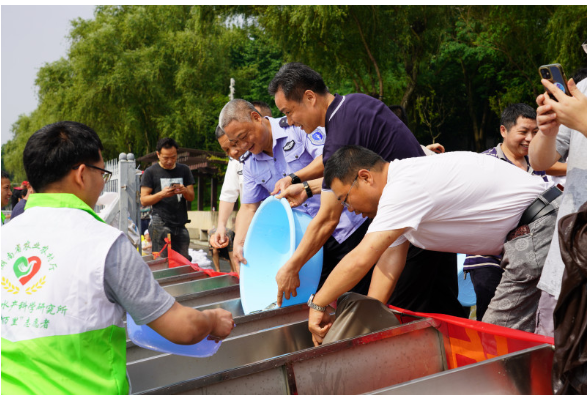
[241,117,365,244]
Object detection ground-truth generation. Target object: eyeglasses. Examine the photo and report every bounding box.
[72,164,112,183]
[341,173,359,208]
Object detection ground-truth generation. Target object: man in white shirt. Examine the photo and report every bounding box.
[306,145,561,345]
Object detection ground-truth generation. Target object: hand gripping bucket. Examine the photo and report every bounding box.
[240,196,323,314]
[126,313,222,357]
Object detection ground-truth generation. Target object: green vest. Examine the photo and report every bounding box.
[1,194,129,394]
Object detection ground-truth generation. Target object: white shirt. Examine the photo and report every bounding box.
[367,151,551,255]
[219,158,243,203]
[537,78,587,299]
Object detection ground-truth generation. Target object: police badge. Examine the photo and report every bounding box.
[309,130,325,145]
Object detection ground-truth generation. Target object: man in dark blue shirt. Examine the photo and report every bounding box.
[268,62,464,322]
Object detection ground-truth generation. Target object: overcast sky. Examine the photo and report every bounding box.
[1,5,96,145]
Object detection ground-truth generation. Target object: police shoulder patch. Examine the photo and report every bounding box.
[309,130,325,145]
[279,117,289,128]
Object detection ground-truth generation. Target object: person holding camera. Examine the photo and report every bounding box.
[140,138,195,260]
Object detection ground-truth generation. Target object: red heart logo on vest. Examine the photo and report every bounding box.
[19,256,41,286]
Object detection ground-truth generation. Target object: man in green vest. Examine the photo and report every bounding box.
[1,171,11,225]
[1,121,235,395]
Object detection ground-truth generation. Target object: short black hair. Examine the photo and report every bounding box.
[388,105,408,126]
[324,145,385,189]
[500,103,536,131]
[251,101,273,118]
[572,67,587,85]
[11,190,22,209]
[23,121,104,193]
[156,137,179,152]
[268,62,329,102]
[1,171,9,180]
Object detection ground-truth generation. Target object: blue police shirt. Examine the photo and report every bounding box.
[242,117,366,244]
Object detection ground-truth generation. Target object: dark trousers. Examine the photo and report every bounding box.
[388,246,466,318]
[320,219,374,295]
[468,267,504,321]
[149,216,191,261]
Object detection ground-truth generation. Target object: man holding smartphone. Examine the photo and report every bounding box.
[140,137,195,260]
[530,72,586,336]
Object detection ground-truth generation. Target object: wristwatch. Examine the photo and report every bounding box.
[289,173,301,184]
[303,181,313,198]
[307,294,326,312]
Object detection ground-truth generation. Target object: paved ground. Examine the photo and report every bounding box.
[190,239,234,273]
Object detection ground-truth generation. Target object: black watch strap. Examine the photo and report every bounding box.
[289,173,301,184]
[303,181,313,198]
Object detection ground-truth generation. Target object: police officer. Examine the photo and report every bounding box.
[218,99,373,296]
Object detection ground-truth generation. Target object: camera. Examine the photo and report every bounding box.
[540,68,551,79]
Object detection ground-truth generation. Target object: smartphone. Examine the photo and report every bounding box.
[538,64,571,101]
[170,183,179,188]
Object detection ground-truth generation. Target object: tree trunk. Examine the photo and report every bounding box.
[351,11,383,100]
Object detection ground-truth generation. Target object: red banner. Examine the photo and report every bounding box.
[166,239,238,279]
[388,305,553,370]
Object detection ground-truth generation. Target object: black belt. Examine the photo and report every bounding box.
[519,185,563,226]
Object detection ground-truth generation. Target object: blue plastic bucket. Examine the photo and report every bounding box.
[240,196,323,314]
[456,254,477,307]
[126,313,222,357]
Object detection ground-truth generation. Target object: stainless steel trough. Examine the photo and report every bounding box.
[129,316,555,395]
[126,300,311,362]
[366,344,554,395]
[162,275,240,308]
[128,317,441,395]
[152,265,207,286]
[146,257,168,271]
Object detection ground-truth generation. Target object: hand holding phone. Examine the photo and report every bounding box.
[538,64,571,101]
[538,77,587,136]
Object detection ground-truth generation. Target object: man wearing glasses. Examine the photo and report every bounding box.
[1,122,234,394]
[140,137,195,260]
[307,145,560,345]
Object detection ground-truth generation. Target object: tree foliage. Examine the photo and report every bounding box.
[3,5,586,181]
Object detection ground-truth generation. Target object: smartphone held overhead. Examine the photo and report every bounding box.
[539,63,571,101]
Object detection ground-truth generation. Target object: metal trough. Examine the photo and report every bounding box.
[128,317,442,395]
[366,344,554,395]
[146,257,168,271]
[152,265,207,286]
[126,300,311,362]
[162,275,240,308]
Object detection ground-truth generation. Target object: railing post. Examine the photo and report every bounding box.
[118,153,129,234]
